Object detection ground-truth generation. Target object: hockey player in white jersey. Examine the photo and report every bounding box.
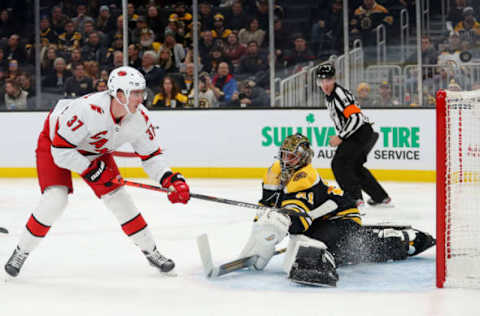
[4,66,190,277]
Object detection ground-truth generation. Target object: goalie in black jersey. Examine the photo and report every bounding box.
[239,134,435,287]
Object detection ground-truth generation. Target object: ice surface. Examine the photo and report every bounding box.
[0,179,479,316]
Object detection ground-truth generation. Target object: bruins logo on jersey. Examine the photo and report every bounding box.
[293,171,307,182]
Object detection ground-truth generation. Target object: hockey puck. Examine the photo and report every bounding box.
[0,227,9,234]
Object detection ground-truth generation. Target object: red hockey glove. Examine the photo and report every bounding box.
[161,172,190,204]
[81,159,116,186]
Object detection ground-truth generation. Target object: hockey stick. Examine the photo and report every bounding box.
[0,227,8,234]
[196,234,286,278]
[112,178,306,218]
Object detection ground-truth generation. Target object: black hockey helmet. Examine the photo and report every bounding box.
[315,63,335,86]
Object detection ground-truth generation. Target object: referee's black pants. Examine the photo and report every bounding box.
[331,123,388,202]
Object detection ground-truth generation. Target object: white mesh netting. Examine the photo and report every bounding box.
[444,89,480,288]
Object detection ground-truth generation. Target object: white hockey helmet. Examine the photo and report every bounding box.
[108,66,147,107]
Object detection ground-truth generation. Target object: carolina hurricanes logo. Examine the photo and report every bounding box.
[118,71,127,76]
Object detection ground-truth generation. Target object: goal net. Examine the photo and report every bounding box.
[437,89,480,288]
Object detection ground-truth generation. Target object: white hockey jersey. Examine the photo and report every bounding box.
[48,91,170,182]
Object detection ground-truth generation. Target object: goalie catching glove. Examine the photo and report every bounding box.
[161,171,190,204]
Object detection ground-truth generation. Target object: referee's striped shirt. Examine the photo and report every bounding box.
[325,83,370,140]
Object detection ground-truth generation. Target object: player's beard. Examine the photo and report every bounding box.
[141,38,154,48]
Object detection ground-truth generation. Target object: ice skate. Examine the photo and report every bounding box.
[367,197,394,208]
[4,246,29,277]
[143,247,175,273]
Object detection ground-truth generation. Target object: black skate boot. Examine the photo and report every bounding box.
[143,247,175,273]
[5,246,29,277]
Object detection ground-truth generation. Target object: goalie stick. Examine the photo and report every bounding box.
[112,178,307,218]
[196,234,286,278]
[0,227,8,234]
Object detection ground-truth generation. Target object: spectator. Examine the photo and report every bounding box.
[158,47,178,73]
[179,62,195,96]
[96,5,115,36]
[356,82,374,107]
[108,15,131,48]
[141,50,165,90]
[163,31,186,70]
[207,46,231,75]
[41,45,57,74]
[38,15,58,48]
[165,14,186,46]
[351,0,394,47]
[66,48,83,72]
[72,3,94,33]
[454,6,480,45]
[273,17,289,60]
[64,62,94,97]
[199,1,214,31]
[131,15,148,44]
[311,0,344,58]
[174,2,192,24]
[99,69,109,82]
[438,31,463,68]
[81,20,96,41]
[238,18,266,47]
[254,0,270,31]
[372,81,400,106]
[17,71,34,98]
[238,40,268,79]
[152,75,188,108]
[6,59,20,81]
[127,3,139,29]
[282,33,315,69]
[224,32,247,70]
[407,35,439,65]
[4,79,28,110]
[139,28,162,56]
[228,78,269,107]
[42,57,72,89]
[447,0,468,34]
[0,47,7,72]
[84,60,100,82]
[104,38,124,67]
[128,44,142,69]
[199,30,215,62]
[104,50,123,74]
[81,31,106,64]
[4,34,26,64]
[95,79,107,92]
[212,13,232,41]
[448,78,462,91]
[188,72,218,108]
[0,9,16,40]
[50,6,67,35]
[58,20,83,53]
[211,61,238,105]
[226,1,249,33]
[146,5,165,42]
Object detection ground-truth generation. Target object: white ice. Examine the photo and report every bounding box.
[0,178,478,316]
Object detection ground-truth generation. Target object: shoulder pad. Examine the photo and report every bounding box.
[285,164,318,193]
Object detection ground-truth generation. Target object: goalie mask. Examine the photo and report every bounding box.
[279,134,314,184]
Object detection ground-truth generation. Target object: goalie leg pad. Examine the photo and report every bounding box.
[288,242,338,287]
[239,210,290,270]
[403,229,436,256]
[369,228,409,262]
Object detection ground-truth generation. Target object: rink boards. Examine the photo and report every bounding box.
[0,109,435,181]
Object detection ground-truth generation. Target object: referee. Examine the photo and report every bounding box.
[316,63,392,208]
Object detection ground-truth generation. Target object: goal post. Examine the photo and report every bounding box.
[436,89,480,288]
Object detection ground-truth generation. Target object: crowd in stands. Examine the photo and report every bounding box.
[0,0,479,109]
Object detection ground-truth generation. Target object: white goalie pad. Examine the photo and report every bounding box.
[239,210,291,270]
[283,234,328,273]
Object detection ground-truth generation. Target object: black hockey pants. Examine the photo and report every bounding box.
[331,123,388,202]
